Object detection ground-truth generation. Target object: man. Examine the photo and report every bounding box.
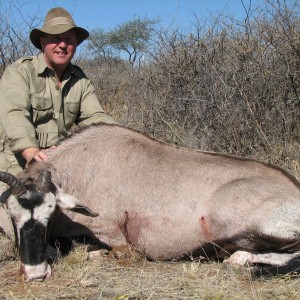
[0,7,116,176]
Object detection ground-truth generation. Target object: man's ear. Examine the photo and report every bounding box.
[55,185,99,217]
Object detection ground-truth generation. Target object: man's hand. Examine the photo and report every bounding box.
[21,146,56,162]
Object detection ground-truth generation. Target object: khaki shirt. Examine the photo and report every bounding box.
[0,52,116,174]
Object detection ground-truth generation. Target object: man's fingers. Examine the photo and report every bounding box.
[33,151,48,161]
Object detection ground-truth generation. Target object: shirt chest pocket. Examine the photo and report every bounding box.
[31,96,54,125]
[65,102,80,124]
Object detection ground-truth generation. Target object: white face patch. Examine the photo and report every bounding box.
[7,193,31,229]
[33,193,56,226]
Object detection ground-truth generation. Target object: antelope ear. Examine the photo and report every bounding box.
[55,185,99,217]
[67,205,99,217]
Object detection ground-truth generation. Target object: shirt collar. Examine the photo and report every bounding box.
[36,52,77,77]
[36,53,48,75]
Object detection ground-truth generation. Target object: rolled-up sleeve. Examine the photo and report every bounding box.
[0,65,39,152]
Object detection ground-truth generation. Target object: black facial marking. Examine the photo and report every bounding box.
[19,219,47,265]
[17,192,45,212]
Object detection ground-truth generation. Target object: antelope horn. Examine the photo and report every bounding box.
[0,172,26,196]
[36,169,52,193]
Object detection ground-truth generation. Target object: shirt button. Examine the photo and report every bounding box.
[10,158,15,162]
[55,85,59,90]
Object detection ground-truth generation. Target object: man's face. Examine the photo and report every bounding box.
[40,29,77,72]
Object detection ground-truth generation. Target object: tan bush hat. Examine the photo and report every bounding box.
[30,7,89,50]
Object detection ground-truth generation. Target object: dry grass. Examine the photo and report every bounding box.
[1,235,300,299]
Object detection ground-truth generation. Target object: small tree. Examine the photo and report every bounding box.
[87,28,115,60]
[88,16,157,64]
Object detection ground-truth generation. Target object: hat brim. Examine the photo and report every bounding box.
[30,25,89,50]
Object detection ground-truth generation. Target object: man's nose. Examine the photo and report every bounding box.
[58,40,67,48]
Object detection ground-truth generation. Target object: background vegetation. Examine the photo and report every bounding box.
[1,0,300,176]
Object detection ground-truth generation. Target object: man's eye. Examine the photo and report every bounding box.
[49,37,60,43]
[66,37,76,43]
